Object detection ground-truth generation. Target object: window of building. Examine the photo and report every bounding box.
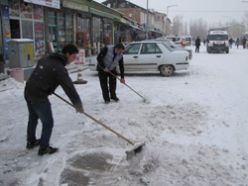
[9,1,45,59]
[46,10,74,53]
[9,0,20,18]
[21,20,33,39]
[103,19,113,45]
[92,17,103,55]
[76,15,91,56]
[20,2,33,19]
[65,13,73,44]
[57,12,66,49]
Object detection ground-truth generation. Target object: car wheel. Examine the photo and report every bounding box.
[159,65,174,77]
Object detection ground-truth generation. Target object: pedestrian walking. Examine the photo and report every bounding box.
[195,36,201,53]
[242,37,247,49]
[96,43,125,104]
[25,44,84,156]
[235,38,240,49]
[229,38,234,48]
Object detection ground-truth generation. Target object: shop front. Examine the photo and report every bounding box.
[7,0,47,60]
[45,9,74,53]
[0,0,11,68]
[3,0,145,63]
[76,13,91,56]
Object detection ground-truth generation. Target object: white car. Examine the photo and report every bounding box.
[89,40,189,76]
[156,38,193,60]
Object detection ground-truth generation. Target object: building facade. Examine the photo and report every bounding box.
[0,0,142,68]
[102,0,167,38]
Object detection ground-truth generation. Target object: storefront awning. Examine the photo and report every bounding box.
[62,1,89,12]
[90,8,119,20]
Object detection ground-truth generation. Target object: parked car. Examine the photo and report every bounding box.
[157,38,192,60]
[89,40,189,76]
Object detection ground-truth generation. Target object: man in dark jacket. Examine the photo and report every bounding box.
[97,43,125,104]
[25,44,83,156]
[195,36,201,53]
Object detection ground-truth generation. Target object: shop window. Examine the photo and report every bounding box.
[9,0,20,18]
[22,20,33,39]
[103,21,113,45]
[10,19,20,38]
[21,2,33,19]
[57,12,66,49]
[76,16,91,56]
[46,11,74,52]
[33,5,44,20]
[92,17,103,55]
[47,11,58,51]
[34,22,45,59]
[65,13,73,44]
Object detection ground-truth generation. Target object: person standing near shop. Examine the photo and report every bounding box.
[96,43,125,104]
[25,44,84,156]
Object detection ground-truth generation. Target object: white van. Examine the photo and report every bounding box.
[207,30,229,53]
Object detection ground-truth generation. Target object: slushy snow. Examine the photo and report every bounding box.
[0,46,248,186]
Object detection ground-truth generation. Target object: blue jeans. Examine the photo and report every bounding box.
[26,98,54,149]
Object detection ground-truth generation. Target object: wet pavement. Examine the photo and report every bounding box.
[60,151,123,186]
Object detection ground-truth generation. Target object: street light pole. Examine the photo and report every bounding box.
[166,4,178,35]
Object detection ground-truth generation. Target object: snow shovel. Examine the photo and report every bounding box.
[99,65,148,103]
[53,92,145,160]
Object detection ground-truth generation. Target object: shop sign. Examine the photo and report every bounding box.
[24,0,60,9]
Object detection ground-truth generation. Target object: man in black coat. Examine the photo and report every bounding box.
[25,44,83,156]
[195,36,201,53]
[96,43,125,104]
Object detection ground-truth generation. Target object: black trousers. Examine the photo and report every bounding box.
[98,70,117,101]
[25,97,54,149]
[195,46,200,53]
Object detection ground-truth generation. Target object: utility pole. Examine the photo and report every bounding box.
[146,0,149,39]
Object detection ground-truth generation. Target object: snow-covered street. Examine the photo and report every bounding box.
[1,46,248,186]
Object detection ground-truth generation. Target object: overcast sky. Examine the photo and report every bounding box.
[96,0,248,25]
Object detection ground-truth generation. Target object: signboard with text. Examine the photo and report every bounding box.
[24,0,60,9]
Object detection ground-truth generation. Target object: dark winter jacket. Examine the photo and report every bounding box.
[96,46,125,79]
[195,38,201,47]
[24,53,82,109]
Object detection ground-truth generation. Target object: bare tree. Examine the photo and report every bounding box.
[228,20,246,39]
[242,12,248,31]
[189,18,208,40]
[172,16,184,36]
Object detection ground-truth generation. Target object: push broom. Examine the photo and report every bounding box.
[53,92,145,160]
[99,65,149,103]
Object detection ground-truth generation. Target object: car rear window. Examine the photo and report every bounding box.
[124,43,141,54]
[141,43,162,54]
